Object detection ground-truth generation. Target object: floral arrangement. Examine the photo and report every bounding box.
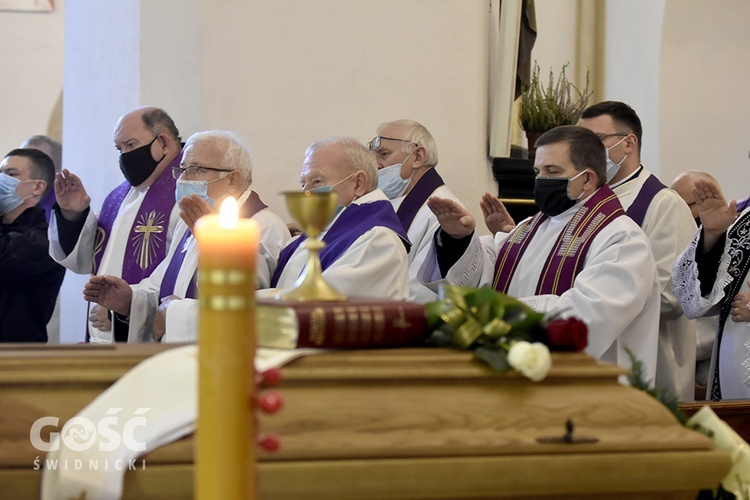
[425,285,588,381]
[519,61,592,133]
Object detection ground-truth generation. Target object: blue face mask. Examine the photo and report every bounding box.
[308,171,358,217]
[605,136,628,182]
[0,173,34,215]
[175,173,229,207]
[377,150,414,200]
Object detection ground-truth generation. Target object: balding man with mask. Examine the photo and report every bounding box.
[49,106,185,343]
[264,136,410,300]
[82,130,290,342]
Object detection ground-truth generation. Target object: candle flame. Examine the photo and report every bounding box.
[219,196,239,229]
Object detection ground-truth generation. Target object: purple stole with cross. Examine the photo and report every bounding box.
[625,172,666,227]
[492,185,625,295]
[159,190,268,301]
[93,152,182,284]
[270,199,410,287]
[396,167,444,231]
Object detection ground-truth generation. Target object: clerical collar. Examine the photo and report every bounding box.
[609,164,644,189]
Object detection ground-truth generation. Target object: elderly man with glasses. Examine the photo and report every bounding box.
[368,119,465,303]
[49,106,185,343]
[580,100,698,401]
[82,130,289,343]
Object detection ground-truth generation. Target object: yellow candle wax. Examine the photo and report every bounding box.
[194,197,259,500]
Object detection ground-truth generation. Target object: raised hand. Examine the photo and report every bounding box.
[694,179,736,252]
[179,194,215,231]
[83,275,133,317]
[54,169,91,220]
[426,196,475,239]
[480,192,516,234]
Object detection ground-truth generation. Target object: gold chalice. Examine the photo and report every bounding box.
[275,190,347,301]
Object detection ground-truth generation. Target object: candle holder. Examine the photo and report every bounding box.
[276,190,347,301]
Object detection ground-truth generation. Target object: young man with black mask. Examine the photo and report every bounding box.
[419,125,661,383]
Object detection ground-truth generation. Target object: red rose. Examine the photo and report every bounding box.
[545,317,588,351]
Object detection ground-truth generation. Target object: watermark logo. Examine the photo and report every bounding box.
[30,408,150,471]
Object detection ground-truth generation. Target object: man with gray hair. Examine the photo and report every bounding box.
[264,136,410,300]
[82,130,290,342]
[369,119,465,302]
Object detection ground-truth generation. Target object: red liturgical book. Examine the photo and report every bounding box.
[256,298,428,349]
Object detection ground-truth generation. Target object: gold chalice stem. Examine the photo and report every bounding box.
[277,237,346,301]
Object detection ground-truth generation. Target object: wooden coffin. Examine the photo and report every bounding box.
[0,344,732,499]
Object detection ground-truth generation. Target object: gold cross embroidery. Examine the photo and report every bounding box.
[132,210,165,270]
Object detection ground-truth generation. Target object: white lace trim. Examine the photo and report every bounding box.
[673,231,731,318]
[743,337,750,389]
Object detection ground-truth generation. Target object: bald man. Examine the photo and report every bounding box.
[49,106,185,343]
[671,170,718,224]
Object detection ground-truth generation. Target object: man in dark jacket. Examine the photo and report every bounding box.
[0,148,65,342]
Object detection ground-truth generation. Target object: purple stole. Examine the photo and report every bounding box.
[39,189,56,223]
[93,153,182,284]
[160,191,268,300]
[270,199,409,287]
[736,198,750,213]
[493,185,625,295]
[397,168,444,231]
[625,173,666,227]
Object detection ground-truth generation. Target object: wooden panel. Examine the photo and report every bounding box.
[0,344,733,499]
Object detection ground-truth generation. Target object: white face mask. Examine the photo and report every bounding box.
[605,136,628,182]
[377,150,414,200]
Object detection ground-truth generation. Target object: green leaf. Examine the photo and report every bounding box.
[474,346,511,372]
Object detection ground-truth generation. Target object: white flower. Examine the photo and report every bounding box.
[507,341,552,382]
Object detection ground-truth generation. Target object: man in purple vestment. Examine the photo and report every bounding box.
[82,130,290,343]
[265,136,410,300]
[48,106,184,343]
[419,126,660,380]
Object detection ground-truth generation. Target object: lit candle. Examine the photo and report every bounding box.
[194,197,259,499]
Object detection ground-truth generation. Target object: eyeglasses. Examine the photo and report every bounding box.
[367,135,416,151]
[171,165,232,179]
[594,133,628,141]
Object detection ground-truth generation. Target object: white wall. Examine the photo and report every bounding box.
[55,0,495,342]
[604,0,666,177]
[196,0,494,225]
[0,1,64,153]
[660,0,750,200]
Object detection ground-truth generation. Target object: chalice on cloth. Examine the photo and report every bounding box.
[275,190,347,301]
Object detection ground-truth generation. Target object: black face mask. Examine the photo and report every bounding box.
[119,135,166,186]
[533,170,586,217]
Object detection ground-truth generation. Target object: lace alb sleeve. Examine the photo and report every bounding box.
[673,230,732,319]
